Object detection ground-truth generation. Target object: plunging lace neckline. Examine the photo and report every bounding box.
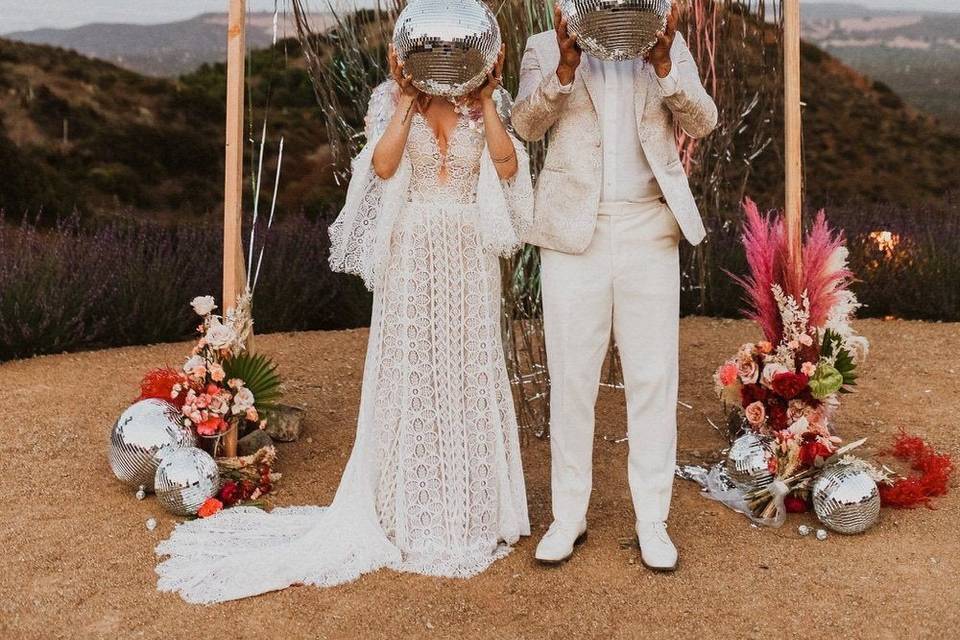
[412,112,472,183]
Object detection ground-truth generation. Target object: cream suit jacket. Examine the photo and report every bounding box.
[512,31,718,252]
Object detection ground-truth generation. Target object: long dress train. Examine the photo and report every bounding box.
[155,81,534,604]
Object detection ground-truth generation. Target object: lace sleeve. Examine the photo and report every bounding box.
[328,81,412,291]
[475,87,535,257]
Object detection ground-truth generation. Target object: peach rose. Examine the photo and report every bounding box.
[737,357,760,385]
[745,401,767,427]
[209,363,226,382]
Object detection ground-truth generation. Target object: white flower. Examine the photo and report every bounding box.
[183,354,205,374]
[191,295,217,316]
[204,318,238,351]
[232,387,256,414]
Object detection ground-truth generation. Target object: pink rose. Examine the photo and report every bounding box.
[788,340,800,351]
[745,401,767,427]
[799,334,813,347]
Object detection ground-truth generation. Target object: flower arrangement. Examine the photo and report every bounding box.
[715,201,868,476]
[710,200,871,519]
[138,293,282,440]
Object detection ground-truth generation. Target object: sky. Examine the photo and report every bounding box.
[1,0,958,33]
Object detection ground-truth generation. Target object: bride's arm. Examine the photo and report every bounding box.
[372,47,420,179]
[478,48,518,180]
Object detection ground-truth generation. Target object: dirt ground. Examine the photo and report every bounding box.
[1,318,957,640]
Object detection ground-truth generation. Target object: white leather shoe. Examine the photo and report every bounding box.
[635,521,678,572]
[535,520,588,565]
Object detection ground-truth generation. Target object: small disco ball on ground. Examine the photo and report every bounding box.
[725,432,776,491]
[154,447,221,517]
[109,399,196,492]
[393,0,501,97]
[557,0,671,61]
[812,464,881,534]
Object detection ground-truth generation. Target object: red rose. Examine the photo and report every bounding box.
[767,399,789,430]
[784,494,810,513]
[740,384,768,408]
[799,440,833,467]
[771,372,810,400]
[218,481,242,507]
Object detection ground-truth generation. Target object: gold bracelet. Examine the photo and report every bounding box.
[492,151,515,164]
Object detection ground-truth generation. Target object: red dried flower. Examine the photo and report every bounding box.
[138,368,186,409]
[218,481,241,507]
[767,400,789,430]
[879,431,953,508]
[771,372,810,400]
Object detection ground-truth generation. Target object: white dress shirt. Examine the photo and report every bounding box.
[560,58,679,203]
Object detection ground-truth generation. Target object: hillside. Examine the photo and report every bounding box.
[802,3,960,131]
[0,37,336,220]
[0,28,958,221]
[4,12,334,77]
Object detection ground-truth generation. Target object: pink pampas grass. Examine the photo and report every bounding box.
[729,198,785,343]
[729,199,853,344]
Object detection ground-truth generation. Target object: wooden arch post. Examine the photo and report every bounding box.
[784,0,803,284]
[222,0,248,458]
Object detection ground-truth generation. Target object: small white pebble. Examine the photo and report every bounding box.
[798,524,811,536]
[146,518,157,531]
[816,529,828,541]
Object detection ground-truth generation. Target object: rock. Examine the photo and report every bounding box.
[264,404,305,442]
[237,430,273,456]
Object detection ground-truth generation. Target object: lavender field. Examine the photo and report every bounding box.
[1,196,957,362]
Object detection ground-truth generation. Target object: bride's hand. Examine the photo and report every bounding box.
[475,46,505,103]
[388,45,419,98]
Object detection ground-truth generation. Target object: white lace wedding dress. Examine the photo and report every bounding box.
[155,81,533,604]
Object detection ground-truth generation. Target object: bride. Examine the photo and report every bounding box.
[155,46,533,604]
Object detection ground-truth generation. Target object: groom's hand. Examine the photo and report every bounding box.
[553,4,581,86]
[647,4,679,78]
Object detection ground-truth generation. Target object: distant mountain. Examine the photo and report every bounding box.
[802,2,960,130]
[4,12,333,77]
[1,19,958,221]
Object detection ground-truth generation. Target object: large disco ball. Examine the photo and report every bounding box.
[109,399,196,491]
[812,464,881,534]
[725,433,776,491]
[154,447,220,516]
[393,0,501,97]
[558,0,672,62]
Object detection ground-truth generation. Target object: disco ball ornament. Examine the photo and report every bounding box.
[725,433,776,490]
[154,447,220,517]
[109,399,196,491]
[558,0,672,61]
[812,464,881,534]
[393,0,501,97]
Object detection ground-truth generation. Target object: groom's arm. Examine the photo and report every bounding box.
[512,42,571,143]
[655,33,718,140]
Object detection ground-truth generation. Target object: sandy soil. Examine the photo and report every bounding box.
[1,318,957,640]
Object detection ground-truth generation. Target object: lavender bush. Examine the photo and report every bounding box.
[0,214,370,361]
[1,197,957,362]
[684,195,960,320]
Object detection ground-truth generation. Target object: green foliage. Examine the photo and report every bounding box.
[223,352,283,411]
[820,329,858,392]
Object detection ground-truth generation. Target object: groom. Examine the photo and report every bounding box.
[512,5,717,570]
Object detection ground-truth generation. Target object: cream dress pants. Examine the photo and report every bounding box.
[541,198,681,524]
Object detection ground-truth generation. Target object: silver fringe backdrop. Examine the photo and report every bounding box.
[288,0,784,436]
